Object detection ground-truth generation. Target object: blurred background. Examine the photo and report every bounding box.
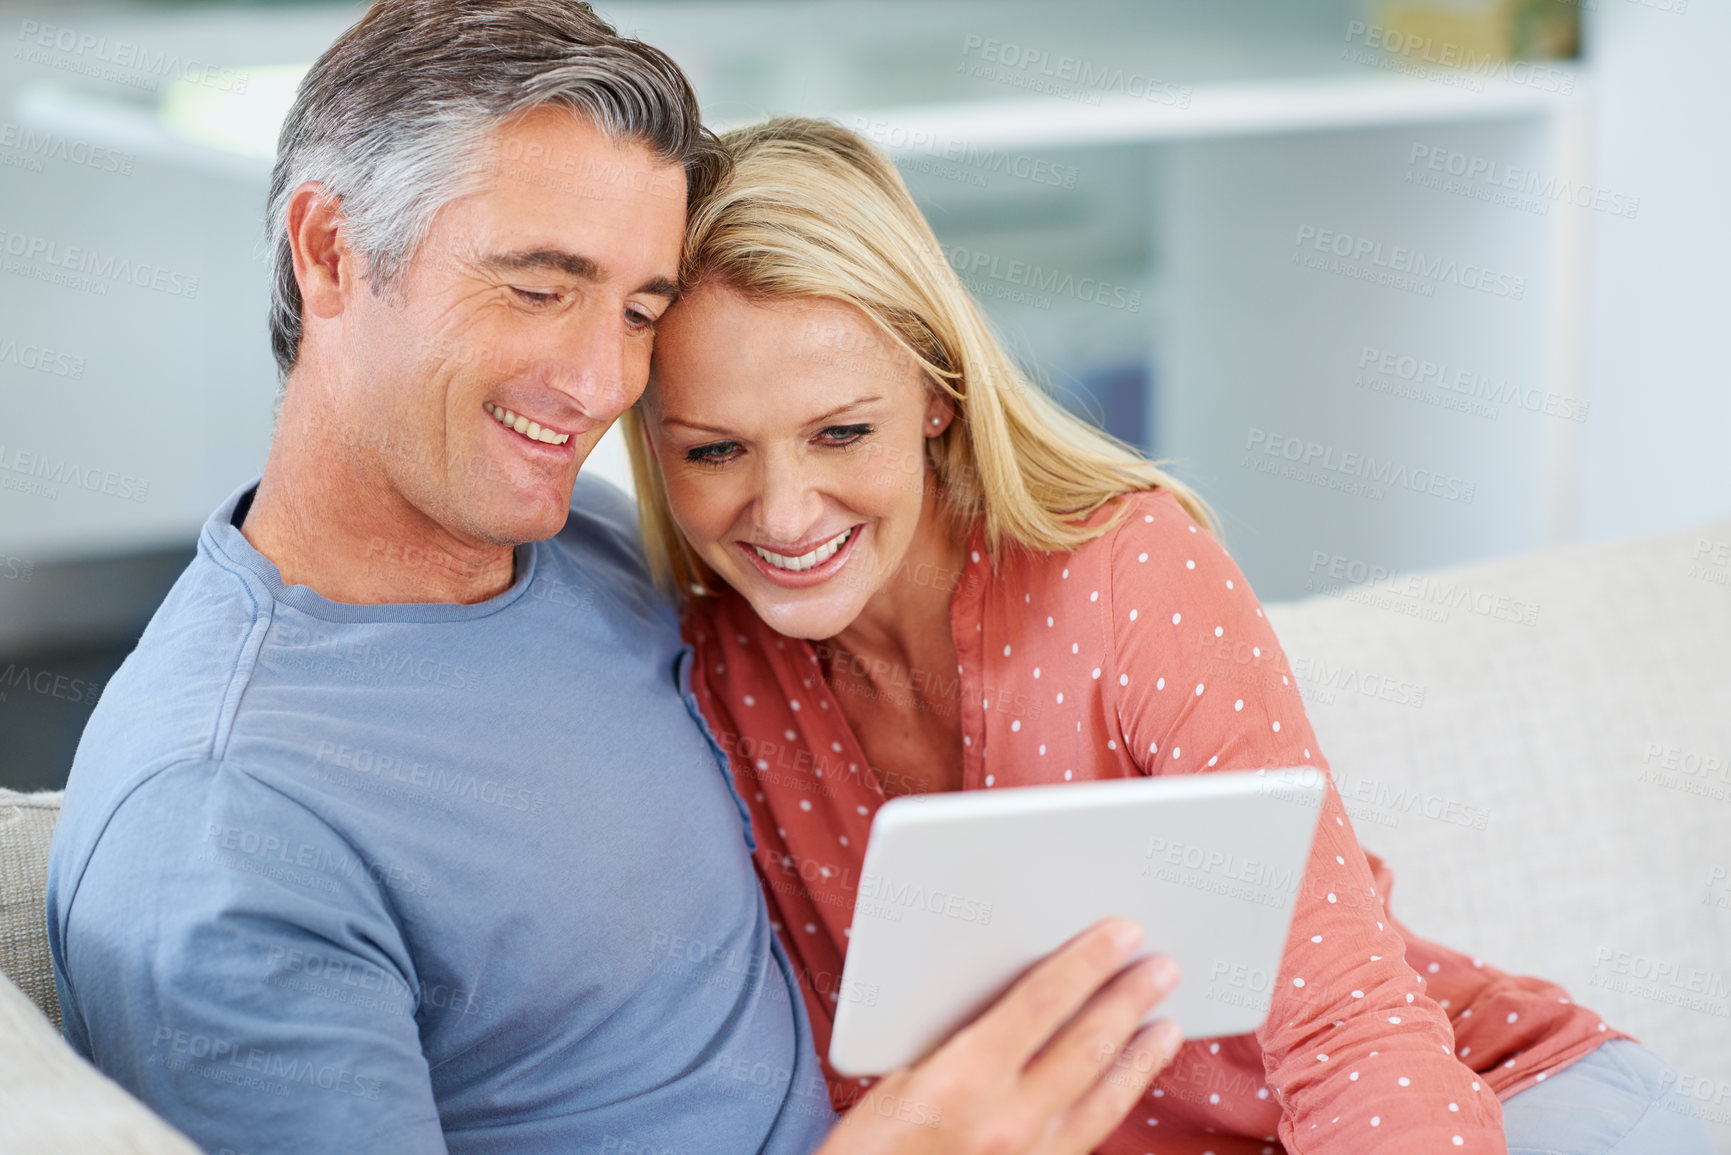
[0,0,1724,789]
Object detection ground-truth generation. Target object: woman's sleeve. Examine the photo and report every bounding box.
[1102,492,1507,1154]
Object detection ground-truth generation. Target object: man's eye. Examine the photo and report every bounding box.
[625,307,658,332]
[818,424,873,447]
[684,441,741,467]
[511,287,562,306]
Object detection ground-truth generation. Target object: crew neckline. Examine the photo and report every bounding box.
[205,480,538,624]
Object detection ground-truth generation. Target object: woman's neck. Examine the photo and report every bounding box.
[827,486,968,678]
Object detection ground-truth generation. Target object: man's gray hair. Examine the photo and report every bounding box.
[266,0,727,380]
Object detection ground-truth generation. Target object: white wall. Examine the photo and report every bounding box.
[1579,0,1731,539]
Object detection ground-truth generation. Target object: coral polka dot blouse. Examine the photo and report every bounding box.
[685,486,1628,1154]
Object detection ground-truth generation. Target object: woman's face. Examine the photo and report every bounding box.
[644,285,951,640]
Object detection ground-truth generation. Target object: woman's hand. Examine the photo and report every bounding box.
[815,919,1182,1155]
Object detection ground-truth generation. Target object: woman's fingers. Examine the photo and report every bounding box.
[954,918,1146,1072]
[1043,1019,1185,1154]
[1020,953,1179,1111]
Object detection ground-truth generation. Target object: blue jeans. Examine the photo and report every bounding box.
[1501,1040,1719,1154]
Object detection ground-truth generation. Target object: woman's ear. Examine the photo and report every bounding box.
[924,391,956,438]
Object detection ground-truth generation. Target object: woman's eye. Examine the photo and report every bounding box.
[818,424,873,447]
[684,441,741,467]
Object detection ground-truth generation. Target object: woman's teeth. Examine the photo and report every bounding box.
[753,527,854,573]
[485,402,570,445]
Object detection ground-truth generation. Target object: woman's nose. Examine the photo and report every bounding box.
[754,454,824,547]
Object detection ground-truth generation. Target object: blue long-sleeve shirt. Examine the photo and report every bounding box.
[47,477,837,1155]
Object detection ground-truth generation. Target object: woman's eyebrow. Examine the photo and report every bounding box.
[660,395,885,437]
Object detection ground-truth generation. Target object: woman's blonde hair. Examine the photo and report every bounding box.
[623,116,1214,598]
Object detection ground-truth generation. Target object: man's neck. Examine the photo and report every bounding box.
[241,387,516,607]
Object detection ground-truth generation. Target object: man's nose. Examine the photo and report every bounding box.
[755,451,824,547]
[550,313,634,419]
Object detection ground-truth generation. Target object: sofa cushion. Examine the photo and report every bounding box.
[1265,517,1731,1136]
[0,787,61,1029]
[0,966,198,1154]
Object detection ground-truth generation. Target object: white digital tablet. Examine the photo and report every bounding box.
[828,767,1327,1076]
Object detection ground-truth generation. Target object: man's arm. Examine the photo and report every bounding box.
[817,920,1182,1155]
[53,760,447,1155]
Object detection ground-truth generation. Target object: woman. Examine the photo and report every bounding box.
[623,119,1712,1154]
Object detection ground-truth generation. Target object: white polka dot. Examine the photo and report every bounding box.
[804,923,816,933]
[1033,667,1041,678]
[1448,1102,1458,1112]
[1507,1012,1518,1023]
[755,759,769,771]
[1536,1072,1546,1082]
[971,550,980,563]
[1388,1016,1401,1024]
[1214,626,1223,637]
[1149,742,1159,754]
[790,699,801,711]
[1011,720,1021,732]
[743,695,756,707]
[984,774,994,786]
[1351,990,1363,998]
[1472,1081,1481,1091]
[1129,609,1139,621]
[1207,755,1218,766]
[1056,692,1064,704]
[1326,892,1336,903]
[1349,1070,1359,1082]
[962,735,971,747]
[1156,677,1165,690]
[1398,1077,1410,1086]
[1226,579,1234,589]
[1046,616,1053,627]
[1311,934,1323,943]
[1209,1092,1219,1104]
[1071,642,1079,654]
[1171,612,1182,624]
[1428,962,1441,973]
[1317,1053,1329,1062]
[1195,682,1205,696]
[1145,514,1153,522]
[1092,667,1102,680]
[1185,559,1195,570]
[1293,977,1305,988]
[1452,1138,1463,1147]
[857,805,869,815]
[1061,568,1069,579]
[1090,590,1099,602]
[1370,1117,1380,1127]
[1209,1041,1220,1054]
[1138,552,1148,563]
[1252,646,1261,658]
[1234,699,1244,711]
[799,800,812,812]
[1272,721,1281,732]
[1003,644,1011,657]
[1172,747,1181,759]
[1120,674,1129,687]
[1107,740,1117,750]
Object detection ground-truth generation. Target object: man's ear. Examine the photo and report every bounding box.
[924,390,957,438]
[287,182,352,321]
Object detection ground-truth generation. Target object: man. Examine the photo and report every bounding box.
[46,2,1181,1153]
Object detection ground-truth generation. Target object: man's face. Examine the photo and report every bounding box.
[335,107,686,548]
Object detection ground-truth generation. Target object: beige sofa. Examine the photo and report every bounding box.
[4,517,1729,1152]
